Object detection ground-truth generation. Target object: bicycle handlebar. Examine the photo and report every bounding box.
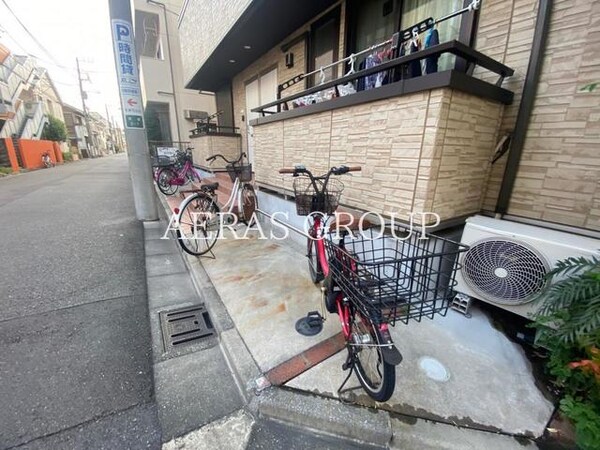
[206,152,246,165]
[279,165,361,177]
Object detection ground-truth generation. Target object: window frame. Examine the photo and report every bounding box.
[344,0,478,70]
[306,6,341,88]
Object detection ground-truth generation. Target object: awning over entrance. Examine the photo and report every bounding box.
[185,0,337,91]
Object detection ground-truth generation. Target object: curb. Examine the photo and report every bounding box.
[254,388,391,448]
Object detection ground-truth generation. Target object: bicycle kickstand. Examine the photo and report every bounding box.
[337,351,362,402]
[294,310,324,336]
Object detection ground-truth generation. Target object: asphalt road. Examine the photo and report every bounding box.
[0,155,160,449]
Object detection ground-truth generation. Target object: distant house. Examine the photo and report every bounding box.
[89,112,114,155]
[0,43,67,169]
[62,104,90,157]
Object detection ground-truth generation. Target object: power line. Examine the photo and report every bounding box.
[1,0,62,66]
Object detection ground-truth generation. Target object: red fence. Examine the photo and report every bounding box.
[17,139,62,169]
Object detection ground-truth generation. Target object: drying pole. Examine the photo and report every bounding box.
[108,0,158,221]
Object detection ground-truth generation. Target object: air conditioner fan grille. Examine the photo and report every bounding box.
[462,239,548,305]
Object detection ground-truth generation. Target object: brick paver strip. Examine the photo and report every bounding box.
[266,332,346,386]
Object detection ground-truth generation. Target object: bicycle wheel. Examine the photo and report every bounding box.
[351,311,395,402]
[157,168,178,195]
[176,193,220,256]
[307,230,324,283]
[241,184,258,224]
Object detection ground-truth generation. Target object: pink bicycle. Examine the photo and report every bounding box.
[156,149,202,195]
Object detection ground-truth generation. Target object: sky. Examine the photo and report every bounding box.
[0,0,124,126]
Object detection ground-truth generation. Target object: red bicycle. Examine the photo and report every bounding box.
[280,164,468,402]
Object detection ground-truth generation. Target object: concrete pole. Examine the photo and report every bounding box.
[108,0,158,221]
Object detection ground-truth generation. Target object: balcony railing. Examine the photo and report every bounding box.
[189,123,240,138]
[21,102,45,139]
[251,40,514,123]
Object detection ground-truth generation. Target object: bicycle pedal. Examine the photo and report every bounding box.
[306,311,324,322]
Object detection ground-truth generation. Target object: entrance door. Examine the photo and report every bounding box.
[245,67,278,164]
[259,68,278,114]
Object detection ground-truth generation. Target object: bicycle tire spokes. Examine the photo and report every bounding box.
[176,194,220,256]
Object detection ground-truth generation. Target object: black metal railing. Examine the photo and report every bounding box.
[189,124,240,137]
[252,40,514,116]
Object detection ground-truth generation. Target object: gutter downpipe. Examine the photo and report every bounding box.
[495,0,553,215]
[147,0,182,142]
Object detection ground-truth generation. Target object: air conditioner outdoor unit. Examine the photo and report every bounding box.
[184,110,208,120]
[455,215,600,319]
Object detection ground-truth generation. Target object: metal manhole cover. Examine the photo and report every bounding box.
[159,305,215,351]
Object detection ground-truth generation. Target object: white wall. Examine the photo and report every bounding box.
[135,0,216,143]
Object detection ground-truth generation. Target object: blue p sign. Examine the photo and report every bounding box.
[116,24,130,41]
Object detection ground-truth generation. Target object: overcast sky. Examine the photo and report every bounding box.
[0,0,124,126]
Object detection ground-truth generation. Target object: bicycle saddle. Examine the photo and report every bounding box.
[201,182,219,192]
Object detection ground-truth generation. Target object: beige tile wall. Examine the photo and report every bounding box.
[191,135,242,169]
[476,0,539,212]
[479,0,600,231]
[253,88,503,224]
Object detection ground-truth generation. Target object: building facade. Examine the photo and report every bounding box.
[133,0,217,145]
[0,44,56,141]
[178,0,600,236]
[62,104,90,156]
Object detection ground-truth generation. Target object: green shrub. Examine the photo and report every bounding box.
[534,256,600,450]
[62,151,73,162]
[41,115,68,142]
[0,166,13,175]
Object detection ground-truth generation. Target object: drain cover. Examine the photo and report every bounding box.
[159,305,215,351]
[418,357,450,382]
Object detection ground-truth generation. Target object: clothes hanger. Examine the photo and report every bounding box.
[411,28,419,47]
[345,54,356,76]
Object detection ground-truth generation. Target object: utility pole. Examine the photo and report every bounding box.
[108,0,157,221]
[105,104,116,153]
[76,57,95,158]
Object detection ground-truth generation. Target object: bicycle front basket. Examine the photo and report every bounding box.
[324,226,469,325]
[226,163,253,183]
[292,177,343,216]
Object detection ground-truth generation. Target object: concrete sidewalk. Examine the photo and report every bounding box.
[151,189,546,449]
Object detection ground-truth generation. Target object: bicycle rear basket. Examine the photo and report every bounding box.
[324,226,469,325]
[293,177,343,216]
[226,163,253,183]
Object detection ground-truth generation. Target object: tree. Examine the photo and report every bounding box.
[41,115,68,142]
